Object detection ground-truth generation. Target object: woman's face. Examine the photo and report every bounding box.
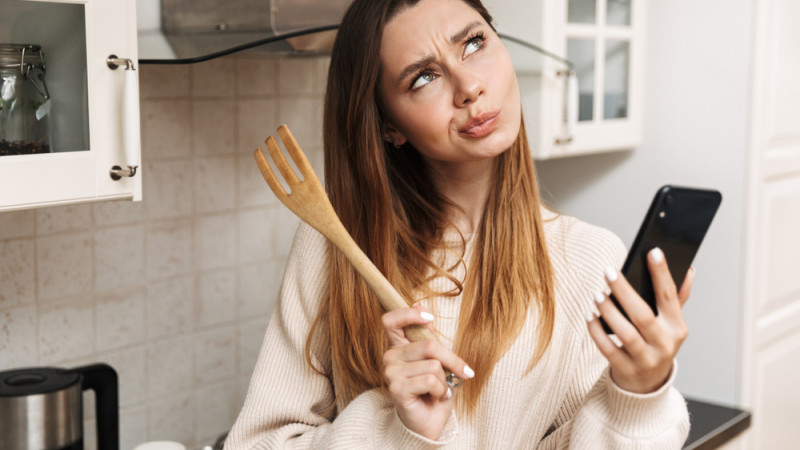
[379,0,521,165]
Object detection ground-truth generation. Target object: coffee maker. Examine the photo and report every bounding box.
[0,363,119,450]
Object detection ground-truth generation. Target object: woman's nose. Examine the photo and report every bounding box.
[453,68,483,106]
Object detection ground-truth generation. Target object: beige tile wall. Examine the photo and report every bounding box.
[0,54,328,449]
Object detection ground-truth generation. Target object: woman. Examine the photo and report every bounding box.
[227,0,692,447]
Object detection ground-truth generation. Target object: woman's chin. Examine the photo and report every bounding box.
[477,126,520,157]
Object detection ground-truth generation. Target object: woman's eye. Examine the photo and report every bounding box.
[411,71,436,90]
[464,37,484,57]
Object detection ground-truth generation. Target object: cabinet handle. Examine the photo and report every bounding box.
[107,55,140,180]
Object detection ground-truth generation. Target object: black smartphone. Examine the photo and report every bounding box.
[601,185,722,334]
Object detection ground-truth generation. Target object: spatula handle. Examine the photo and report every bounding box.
[320,222,462,388]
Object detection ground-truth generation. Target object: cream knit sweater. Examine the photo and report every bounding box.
[226,211,690,449]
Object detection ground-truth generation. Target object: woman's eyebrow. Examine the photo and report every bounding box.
[450,21,482,44]
[397,55,436,87]
[395,20,485,87]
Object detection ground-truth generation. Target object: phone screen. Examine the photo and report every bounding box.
[602,185,722,334]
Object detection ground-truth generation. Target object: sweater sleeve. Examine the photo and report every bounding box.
[538,214,690,449]
[565,362,690,449]
[225,223,458,449]
[538,343,690,449]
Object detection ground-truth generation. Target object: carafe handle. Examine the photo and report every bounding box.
[76,363,119,450]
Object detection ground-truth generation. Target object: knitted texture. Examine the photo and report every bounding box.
[226,212,690,449]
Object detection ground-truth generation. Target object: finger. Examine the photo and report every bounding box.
[396,358,446,379]
[677,267,695,307]
[383,351,455,402]
[645,248,681,316]
[398,339,475,381]
[396,373,450,401]
[384,355,445,385]
[603,268,660,344]
[412,303,436,334]
[585,310,634,370]
[381,308,435,347]
[593,290,650,357]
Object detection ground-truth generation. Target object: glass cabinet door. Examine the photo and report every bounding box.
[566,0,633,123]
[0,0,141,211]
[604,39,630,119]
[0,2,89,156]
[566,38,596,122]
[563,0,642,154]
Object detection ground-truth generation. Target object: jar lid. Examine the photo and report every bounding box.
[0,44,45,72]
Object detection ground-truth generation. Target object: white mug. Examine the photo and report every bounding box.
[132,441,187,450]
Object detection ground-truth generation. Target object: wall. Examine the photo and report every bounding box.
[535,0,753,405]
[0,54,327,449]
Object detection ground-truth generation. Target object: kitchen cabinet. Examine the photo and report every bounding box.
[489,0,645,159]
[0,0,141,211]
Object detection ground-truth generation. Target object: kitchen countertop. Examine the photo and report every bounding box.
[683,397,751,449]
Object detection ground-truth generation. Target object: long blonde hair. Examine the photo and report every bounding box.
[307,0,556,417]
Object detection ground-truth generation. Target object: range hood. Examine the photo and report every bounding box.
[137,0,352,64]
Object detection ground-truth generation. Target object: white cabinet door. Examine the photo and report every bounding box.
[742,0,800,446]
[0,0,141,211]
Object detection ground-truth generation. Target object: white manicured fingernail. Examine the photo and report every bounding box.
[650,247,664,263]
[464,365,475,379]
[584,309,594,322]
[594,290,605,305]
[604,267,618,282]
[446,387,453,399]
[420,311,434,322]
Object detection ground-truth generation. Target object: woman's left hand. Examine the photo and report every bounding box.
[586,247,693,394]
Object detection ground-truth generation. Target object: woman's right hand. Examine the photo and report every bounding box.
[381,305,474,440]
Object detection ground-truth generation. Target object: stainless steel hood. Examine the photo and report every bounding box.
[137,0,352,64]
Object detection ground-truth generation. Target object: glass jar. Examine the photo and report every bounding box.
[0,44,52,156]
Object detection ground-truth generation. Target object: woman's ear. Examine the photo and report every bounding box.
[382,122,408,148]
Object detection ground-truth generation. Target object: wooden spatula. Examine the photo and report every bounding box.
[253,125,462,389]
